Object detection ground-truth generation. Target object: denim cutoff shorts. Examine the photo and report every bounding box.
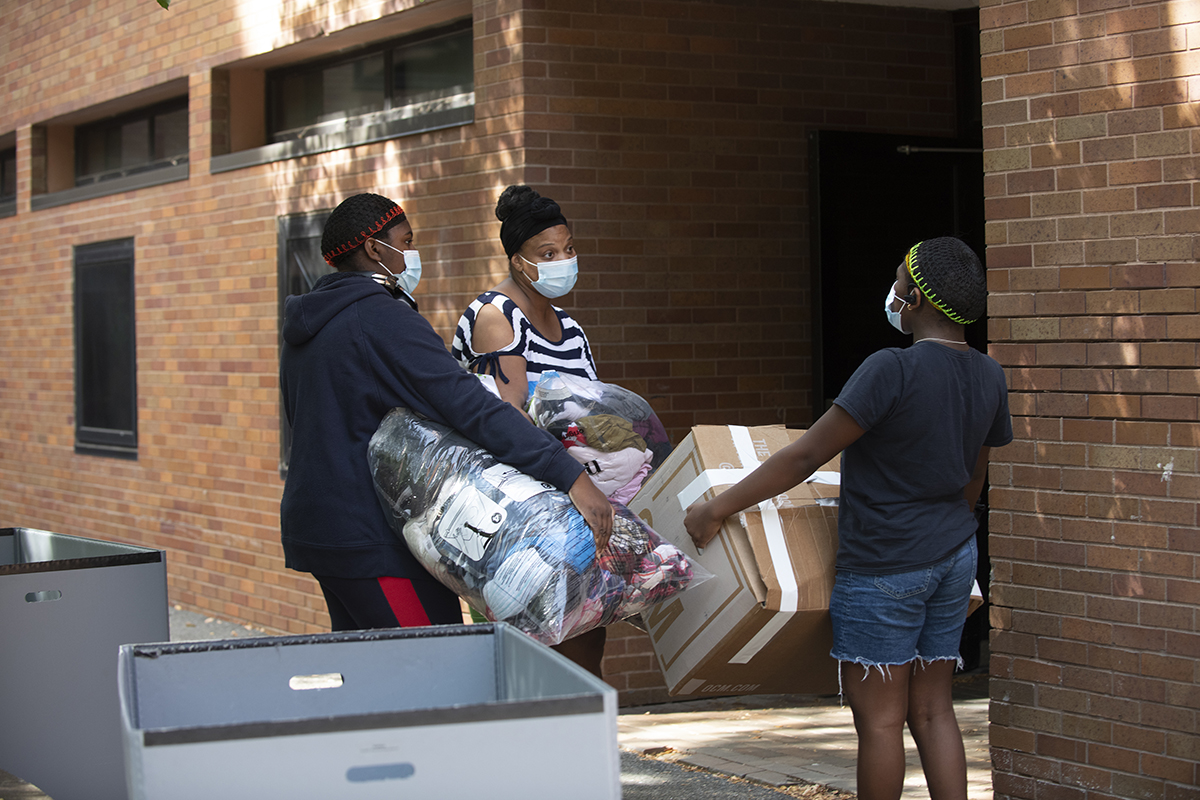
[829,535,977,668]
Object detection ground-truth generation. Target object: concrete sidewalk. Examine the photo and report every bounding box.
[618,673,991,799]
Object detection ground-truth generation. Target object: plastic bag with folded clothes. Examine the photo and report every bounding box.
[527,372,672,503]
[368,408,710,645]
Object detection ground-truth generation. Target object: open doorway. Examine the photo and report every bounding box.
[809,128,990,670]
[808,6,989,668]
[809,130,986,410]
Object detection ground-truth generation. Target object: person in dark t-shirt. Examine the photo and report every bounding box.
[685,237,1011,800]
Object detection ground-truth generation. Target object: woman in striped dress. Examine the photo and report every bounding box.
[451,184,607,675]
[452,185,597,410]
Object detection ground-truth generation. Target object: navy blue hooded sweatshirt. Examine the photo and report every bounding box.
[279,271,584,580]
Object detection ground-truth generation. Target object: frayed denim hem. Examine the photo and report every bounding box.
[834,655,963,706]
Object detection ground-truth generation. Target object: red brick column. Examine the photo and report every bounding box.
[982,0,1200,794]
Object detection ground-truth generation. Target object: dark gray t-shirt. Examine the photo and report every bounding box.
[832,342,1012,574]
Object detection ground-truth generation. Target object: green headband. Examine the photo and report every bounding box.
[905,242,975,325]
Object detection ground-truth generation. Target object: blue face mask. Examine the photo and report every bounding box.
[373,239,422,295]
[520,253,578,299]
[884,285,913,334]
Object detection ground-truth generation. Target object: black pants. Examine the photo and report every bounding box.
[313,574,462,632]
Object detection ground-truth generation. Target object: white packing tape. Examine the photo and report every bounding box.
[729,612,792,664]
[754,487,798,613]
[677,468,754,512]
[806,470,840,486]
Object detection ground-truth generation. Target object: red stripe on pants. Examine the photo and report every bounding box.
[377,577,433,627]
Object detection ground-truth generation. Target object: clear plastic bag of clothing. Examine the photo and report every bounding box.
[526,372,672,505]
[368,408,710,645]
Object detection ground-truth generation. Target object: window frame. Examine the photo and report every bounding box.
[276,211,336,478]
[74,238,138,459]
[0,144,15,218]
[74,97,190,187]
[209,17,474,174]
[264,18,473,144]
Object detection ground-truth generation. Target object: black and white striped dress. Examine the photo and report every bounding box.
[452,291,598,396]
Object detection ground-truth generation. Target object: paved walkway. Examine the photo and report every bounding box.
[618,674,992,799]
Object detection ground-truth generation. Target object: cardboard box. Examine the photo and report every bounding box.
[969,580,984,616]
[118,623,620,800]
[0,527,168,800]
[628,425,841,697]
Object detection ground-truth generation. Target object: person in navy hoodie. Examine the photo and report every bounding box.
[280,193,613,632]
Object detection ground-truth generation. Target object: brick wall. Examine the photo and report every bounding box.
[2,0,957,706]
[982,0,1200,793]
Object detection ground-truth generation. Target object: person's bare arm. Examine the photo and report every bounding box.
[470,304,531,414]
[684,404,866,549]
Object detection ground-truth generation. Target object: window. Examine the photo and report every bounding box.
[1,147,15,202]
[75,98,188,186]
[0,137,15,217]
[74,239,137,457]
[266,20,472,143]
[277,211,335,477]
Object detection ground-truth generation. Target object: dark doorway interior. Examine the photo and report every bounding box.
[809,2,991,666]
[809,129,986,411]
[809,128,990,671]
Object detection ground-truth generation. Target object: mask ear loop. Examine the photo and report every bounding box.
[515,253,540,286]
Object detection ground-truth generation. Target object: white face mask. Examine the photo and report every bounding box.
[373,239,422,295]
[884,284,912,334]
[519,253,578,299]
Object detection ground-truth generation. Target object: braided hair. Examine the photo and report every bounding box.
[905,237,987,325]
[321,193,407,268]
[497,185,569,258]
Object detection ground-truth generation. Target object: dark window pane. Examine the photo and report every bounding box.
[274,72,322,133]
[323,54,385,120]
[75,97,187,184]
[392,29,473,105]
[0,148,15,199]
[274,52,385,135]
[75,239,137,455]
[154,106,189,161]
[78,129,113,177]
[120,118,150,170]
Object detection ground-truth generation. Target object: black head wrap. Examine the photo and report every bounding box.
[496,185,569,258]
[321,193,407,267]
[905,237,987,325]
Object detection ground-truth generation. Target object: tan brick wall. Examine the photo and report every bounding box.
[2,0,957,706]
[983,0,1200,793]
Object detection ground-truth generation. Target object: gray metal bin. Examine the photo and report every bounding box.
[118,623,620,800]
[0,526,169,800]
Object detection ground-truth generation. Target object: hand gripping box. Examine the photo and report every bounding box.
[627,425,841,696]
[118,623,620,800]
